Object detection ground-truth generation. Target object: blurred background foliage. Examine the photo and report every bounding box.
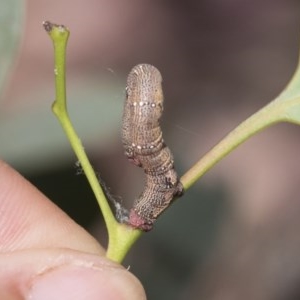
[1,1,300,299]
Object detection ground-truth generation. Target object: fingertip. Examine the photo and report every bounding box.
[0,160,104,255]
[21,250,146,300]
[28,264,146,300]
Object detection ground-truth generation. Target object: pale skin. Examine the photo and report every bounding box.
[0,160,146,300]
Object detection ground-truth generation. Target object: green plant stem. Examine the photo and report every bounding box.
[181,100,283,189]
[47,23,116,228]
[43,22,141,263]
[181,48,300,189]
[106,225,142,262]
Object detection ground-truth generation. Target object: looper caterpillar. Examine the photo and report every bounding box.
[122,64,184,231]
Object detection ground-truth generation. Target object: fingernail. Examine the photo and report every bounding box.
[27,264,138,300]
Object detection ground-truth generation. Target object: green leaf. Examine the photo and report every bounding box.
[0,0,25,99]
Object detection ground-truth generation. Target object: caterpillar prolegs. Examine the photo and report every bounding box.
[121,64,184,231]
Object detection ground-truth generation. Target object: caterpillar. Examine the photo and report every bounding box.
[122,64,184,231]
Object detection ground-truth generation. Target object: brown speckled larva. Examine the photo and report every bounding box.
[122,64,184,231]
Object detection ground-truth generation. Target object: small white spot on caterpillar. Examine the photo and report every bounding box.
[151,103,156,107]
[139,101,144,106]
[133,102,137,106]
[137,145,142,150]
[132,143,136,147]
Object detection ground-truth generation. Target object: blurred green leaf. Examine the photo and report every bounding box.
[0,0,25,99]
[0,79,123,172]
